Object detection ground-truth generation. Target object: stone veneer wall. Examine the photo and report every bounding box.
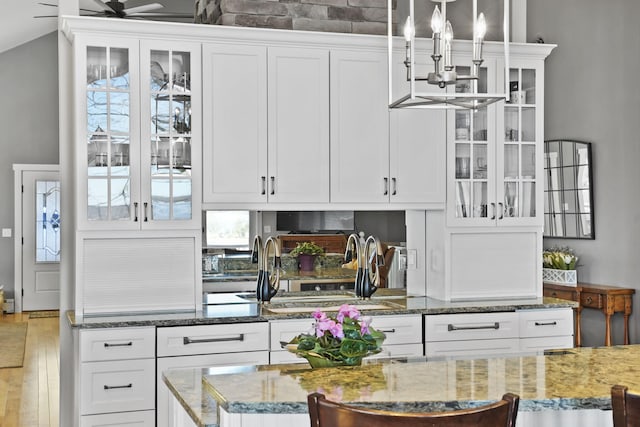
[194,0,395,35]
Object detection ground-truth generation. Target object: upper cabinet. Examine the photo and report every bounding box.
[76,36,200,231]
[202,44,329,205]
[447,56,544,228]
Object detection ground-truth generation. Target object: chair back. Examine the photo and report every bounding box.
[308,392,519,427]
[612,384,640,427]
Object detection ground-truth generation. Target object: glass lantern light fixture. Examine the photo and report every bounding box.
[388,0,510,109]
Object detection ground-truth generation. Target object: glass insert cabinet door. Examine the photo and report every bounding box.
[501,67,537,221]
[147,48,193,222]
[452,65,492,221]
[85,45,135,224]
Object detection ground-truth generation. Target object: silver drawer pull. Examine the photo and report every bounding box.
[104,342,133,348]
[448,322,500,331]
[183,334,245,345]
[534,321,558,326]
[379,328,396,333]
[104,383,132,390]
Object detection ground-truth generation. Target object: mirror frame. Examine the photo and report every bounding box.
[543,139,595,239]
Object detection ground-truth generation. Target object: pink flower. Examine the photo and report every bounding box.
[359,316,371,335]
[312,310,327,321]
[336,304,360,323]
[315,317,344,339]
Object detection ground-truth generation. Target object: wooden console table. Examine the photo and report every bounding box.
[543,282,635,347]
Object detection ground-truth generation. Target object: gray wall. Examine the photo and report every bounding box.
[529,0,640,346]
[0,31,59,301]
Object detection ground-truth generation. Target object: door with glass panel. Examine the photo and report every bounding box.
[80,38,140,230]
[140,41,201,230]
[22,170,60,311]
[497,61,544,226]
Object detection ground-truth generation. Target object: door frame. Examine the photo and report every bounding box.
[13,164,60,313]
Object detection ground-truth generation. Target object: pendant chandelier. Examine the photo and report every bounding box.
[388,0,510,109]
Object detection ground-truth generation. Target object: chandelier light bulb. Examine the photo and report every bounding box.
[404,16,414,42]
[475,12,487,41]
[431,6,443,35]
[444,20,454,42]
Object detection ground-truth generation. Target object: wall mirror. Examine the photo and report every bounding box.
[543,140,595,239]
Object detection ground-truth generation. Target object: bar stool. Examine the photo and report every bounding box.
[308,392,519,427]
[611,384,640,427]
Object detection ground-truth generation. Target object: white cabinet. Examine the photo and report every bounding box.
[79,328,156,423]
[157,322,270,427]
[202,44,329,205]
[75,36,201,231]
[424,309,574,358]
[446,55,545,228]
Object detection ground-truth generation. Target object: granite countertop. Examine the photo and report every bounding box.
[67,289,577,329]
[165,345,640,426]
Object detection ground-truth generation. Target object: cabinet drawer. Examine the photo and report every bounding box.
[371,315,423,345]
[80,410,155,427]
[371,343,423,359]
[80,359,155,415]
[425,338,520,358]
[270,350,309,365]
[157,322,269,357]
[270,319,316,351]
[519,336,574,353]
[424,312,519,342]
[80,327,155,362]
[581,292,603,309]
[544,288,577,301]
[518,309,574,338]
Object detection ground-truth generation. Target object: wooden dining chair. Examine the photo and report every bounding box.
[308,392,519,427]
[611,384,640,427]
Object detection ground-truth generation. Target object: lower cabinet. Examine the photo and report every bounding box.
[156,322,270,427]
[269,314,424,364]
[78,327,156,426]
[424,308,574,358]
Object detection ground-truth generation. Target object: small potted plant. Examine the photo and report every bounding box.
[290,241,324,272]
[543,246,579,286]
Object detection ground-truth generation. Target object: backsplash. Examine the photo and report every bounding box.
[194,0,395,35]
[203,253,345,274]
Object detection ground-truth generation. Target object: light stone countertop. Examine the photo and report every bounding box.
[165,345,640,426]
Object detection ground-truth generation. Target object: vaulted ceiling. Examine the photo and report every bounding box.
[0,0,195,54]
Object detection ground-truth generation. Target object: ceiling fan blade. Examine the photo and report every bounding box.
[124,3,164,15]
[89,0,115,12]
[126,12,194,18]
[38,2,58,7]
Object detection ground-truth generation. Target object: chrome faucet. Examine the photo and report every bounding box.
[257,236,281,303]
[361,235,385,299]
[345,233,365,298]
[251,235,267,300]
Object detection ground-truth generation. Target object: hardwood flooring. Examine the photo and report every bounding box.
[0,313,59,427]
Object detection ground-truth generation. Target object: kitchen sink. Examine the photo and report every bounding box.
[260,299,404,315]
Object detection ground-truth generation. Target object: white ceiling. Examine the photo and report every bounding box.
[0,0,195,54]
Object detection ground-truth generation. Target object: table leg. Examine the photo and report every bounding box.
[574,307,582,347]
[624,314,630,345]
[605,313,612,346]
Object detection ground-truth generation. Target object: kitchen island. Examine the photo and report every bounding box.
[164,345,640,427]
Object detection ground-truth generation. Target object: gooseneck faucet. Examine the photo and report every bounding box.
[361,235,385,299]
[251,235,267,300]
[257,236,281,303]
[345,233,365,298]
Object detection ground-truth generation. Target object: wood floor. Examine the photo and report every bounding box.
[0,313,59,427]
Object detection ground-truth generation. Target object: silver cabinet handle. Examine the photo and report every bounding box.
[183,334,245,345]
[134,202,139,222]
[104,342,132,348]
[498,202,504,220]
[104,383,132,390]
[143,202,148,222]
[534,321,557,326]
[270,176,275,195]
[379,328,396,334]
[391,178,397,195]
[448,322,499,331]
[383,177,389,195]
[261,176,266,195]
[490,202,496,220]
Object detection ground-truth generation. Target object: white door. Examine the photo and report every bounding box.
[21,170,60,311]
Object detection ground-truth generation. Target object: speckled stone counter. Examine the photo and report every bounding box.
[67,290,576,328]
[165,345,640,426]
